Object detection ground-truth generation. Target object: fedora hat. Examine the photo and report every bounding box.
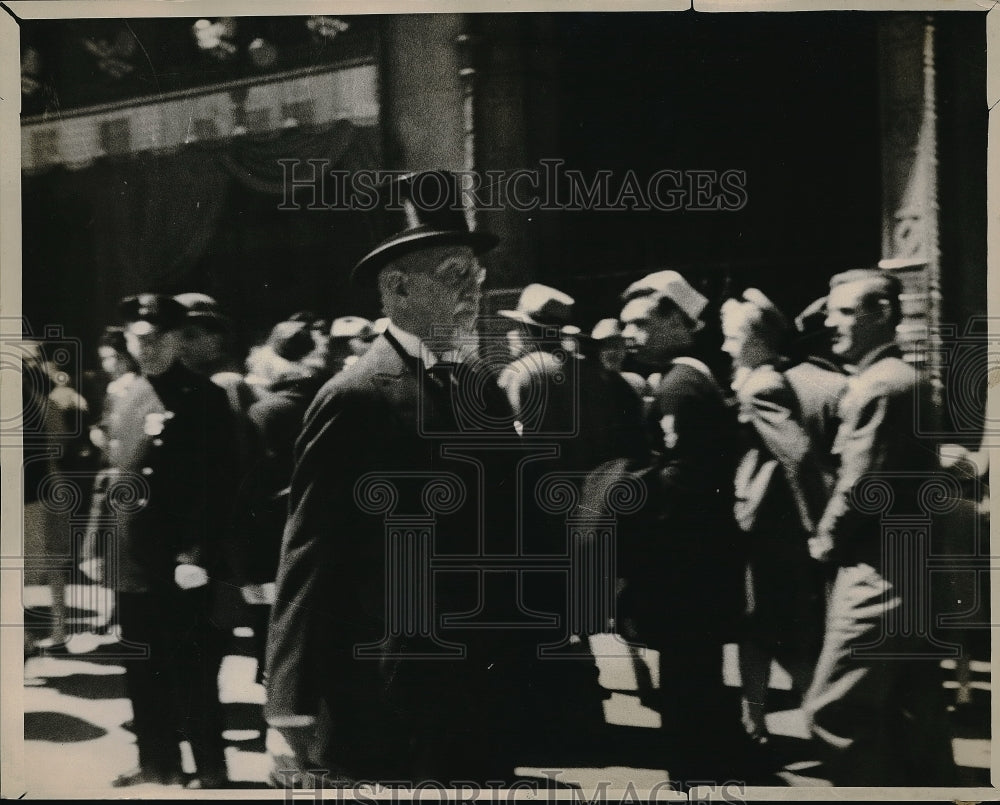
[499,284,576,331]
[622,270,708,324]
[351,170,498,284]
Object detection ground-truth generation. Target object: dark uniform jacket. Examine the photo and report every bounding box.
[94,361,237,593]
[625,358,744,644]
[265,331,526,781]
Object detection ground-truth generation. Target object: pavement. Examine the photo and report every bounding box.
[13,583,992,796]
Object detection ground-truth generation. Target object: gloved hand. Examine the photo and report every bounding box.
[808,533,835,563]
[174,563,209,590]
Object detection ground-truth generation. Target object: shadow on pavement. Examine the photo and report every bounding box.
[25,711,107,743]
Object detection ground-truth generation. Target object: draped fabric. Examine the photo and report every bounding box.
[217,119,382,195]
[87,148,231,295]
[22,121,383,349]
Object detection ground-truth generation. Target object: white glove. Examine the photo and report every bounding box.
[174,563,209,590]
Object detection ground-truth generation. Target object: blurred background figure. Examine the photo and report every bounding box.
[246,319,318,388]
[236,319,325,681]
[328,316,377,372]
[590,317,627,372]
[590,316,650,402]
[175,292,259,413]
[175,292,262,639]
[78,327,144,651]
[720,289,844,746]
[498,283,578,426]
[90,327,140,457]
[21,340,73,652]
[618,270,749,784]
[498,284,647,754]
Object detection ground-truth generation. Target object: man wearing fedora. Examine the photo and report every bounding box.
[589,317,651,400]
[496,285,647,752]
[618,270,749,783]
[265,171,526,785]
[499,284,647,479]
[84,294,236,787]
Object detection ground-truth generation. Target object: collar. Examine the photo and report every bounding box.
[386,321,445,368]
[852,342,902,374]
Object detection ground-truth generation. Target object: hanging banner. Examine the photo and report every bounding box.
[21,62,379,174]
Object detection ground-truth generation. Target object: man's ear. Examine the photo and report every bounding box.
[379,268,408,299]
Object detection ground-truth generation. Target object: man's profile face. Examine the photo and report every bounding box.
[720,302,770,370]
[620,294,692,368]
[825,280,887,363]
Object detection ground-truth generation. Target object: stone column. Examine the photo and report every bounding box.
[878,14,943,409]
[379,15,466,172]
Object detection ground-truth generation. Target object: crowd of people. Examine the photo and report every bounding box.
[22,170,987,790]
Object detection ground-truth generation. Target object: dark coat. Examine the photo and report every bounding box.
[501,349,648,474]
[732,360,846,656]
[734,360,846,534]
[236,372,325,584]
[623,358,744,644]
[265,333,528,781]
[94,361,238,593]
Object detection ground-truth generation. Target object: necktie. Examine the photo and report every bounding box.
[425,360,457,391]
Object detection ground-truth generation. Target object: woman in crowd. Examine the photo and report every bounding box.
[721,289,845,743]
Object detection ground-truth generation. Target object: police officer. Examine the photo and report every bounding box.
[88,294,236,788]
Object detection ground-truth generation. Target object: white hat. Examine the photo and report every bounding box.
[622,270,708,323]
[498,283,575,329]
[330,316,375,340]
[591,318,624,342]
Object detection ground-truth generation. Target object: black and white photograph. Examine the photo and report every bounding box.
[1,0,995,798]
